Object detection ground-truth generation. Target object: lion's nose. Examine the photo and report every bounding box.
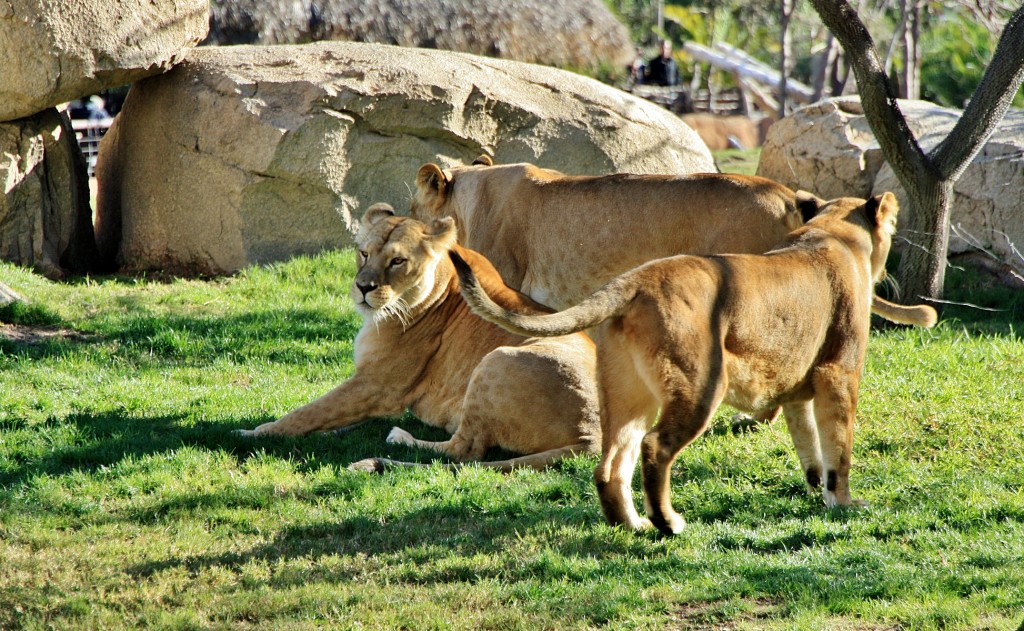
[356,281,377,298]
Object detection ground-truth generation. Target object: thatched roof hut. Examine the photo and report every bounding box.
[205,0,633,74]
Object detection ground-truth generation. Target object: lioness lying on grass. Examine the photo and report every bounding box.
[453,193,905,534]
[238,204,600,471]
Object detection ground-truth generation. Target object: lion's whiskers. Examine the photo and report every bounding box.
[878,273,901,300]
[373,297,413,330]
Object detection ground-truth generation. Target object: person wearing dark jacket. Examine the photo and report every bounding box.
[645,39,680,87]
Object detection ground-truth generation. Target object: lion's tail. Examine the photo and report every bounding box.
[450,250,633,337]
[872,296,938,328]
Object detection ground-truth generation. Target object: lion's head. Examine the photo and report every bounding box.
[410,154,496,224]
[797,191,900,285]
[352,203,457,324]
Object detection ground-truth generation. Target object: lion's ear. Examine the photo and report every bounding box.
[426,217,458,252]
[472,154,493,166]
[415,164,449,206]
[361,202,395,229]
[866,192,899,233]
[795,190,825,223]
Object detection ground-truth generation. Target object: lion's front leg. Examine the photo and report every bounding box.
[237,373,404,437]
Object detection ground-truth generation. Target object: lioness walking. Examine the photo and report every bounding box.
[453,193,905,534]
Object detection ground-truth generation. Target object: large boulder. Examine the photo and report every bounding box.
[205,0,632,74]
[759,97,1024,274]
[757,98,960,199]
[1,109,95,278]
[0,0,209,122]
[95,42,715,276]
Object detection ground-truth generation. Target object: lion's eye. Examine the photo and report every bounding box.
[389,257,406,268]
[358,250,368,260]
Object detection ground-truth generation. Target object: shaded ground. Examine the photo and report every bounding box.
[0,323,84,344]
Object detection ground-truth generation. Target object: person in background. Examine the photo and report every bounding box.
[85,95,109,121]
[645,39,680,87]
[629,47,646,85]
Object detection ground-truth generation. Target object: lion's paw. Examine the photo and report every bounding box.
[657,513,686,536]
[386,426,414,446]
[348,458,387,473]
[622,517,653,531]
[823,491,868,510]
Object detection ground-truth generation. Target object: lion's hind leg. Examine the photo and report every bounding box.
[811,365,864,508]
[639,369,726,537]
[385,426,490,462]
[349,441,592,473]
[594,336,660,532]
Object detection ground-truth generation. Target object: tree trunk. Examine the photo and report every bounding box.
[884,0,907,82]
[902,0,922,100]
[896,178,953,302]
[812,34,840,101]
[778,0,795,117]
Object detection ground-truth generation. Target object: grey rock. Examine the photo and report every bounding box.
[0,0,209,122]
[758,97,1024,274]
[1,109,96,278]
[95,42,715,276]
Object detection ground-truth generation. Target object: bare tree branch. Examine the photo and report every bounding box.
[930,5,1024,180]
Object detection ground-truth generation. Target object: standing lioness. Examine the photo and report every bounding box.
[453,193,902,534]
[412,157,936,327]
[413,157,811,309]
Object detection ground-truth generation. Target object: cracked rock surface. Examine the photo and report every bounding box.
[95,41,715,276]
[0,109,95,278]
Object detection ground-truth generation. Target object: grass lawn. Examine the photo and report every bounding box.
[2,247,1022,630]
[713,148,762,176]
[4,142,1024,630]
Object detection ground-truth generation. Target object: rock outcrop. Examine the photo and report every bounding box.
[0,0,209,122]
[0,282,24,307]
[758,97,1024,273]
[205,0,632,74]
[757,98,961,200]
[0,109,95,278]
[95,42,716,276]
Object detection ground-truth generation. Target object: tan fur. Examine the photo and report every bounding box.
[452,193,902,534]
[237,204,600,471]
[413,157,808,310]
[412,156,936,327]
[681,113,765,151]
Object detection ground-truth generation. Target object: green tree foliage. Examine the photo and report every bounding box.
[921,13,1024,108]
[606,0,1024,111]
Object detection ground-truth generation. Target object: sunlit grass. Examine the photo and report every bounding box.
[1,249,1022,630]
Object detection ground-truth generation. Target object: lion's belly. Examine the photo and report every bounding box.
[408,380,470,434]
[528,261,622,311]
[722,352,812,415]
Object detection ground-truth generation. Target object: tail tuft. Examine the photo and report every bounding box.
[449,250,477,290]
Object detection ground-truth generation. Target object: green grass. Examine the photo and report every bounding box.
[714,148,762,176]
[2,250,1023,630]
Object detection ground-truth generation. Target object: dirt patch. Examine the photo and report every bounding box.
[669,598,782,630]
[0,324,86,344]
[669,598,904,630]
